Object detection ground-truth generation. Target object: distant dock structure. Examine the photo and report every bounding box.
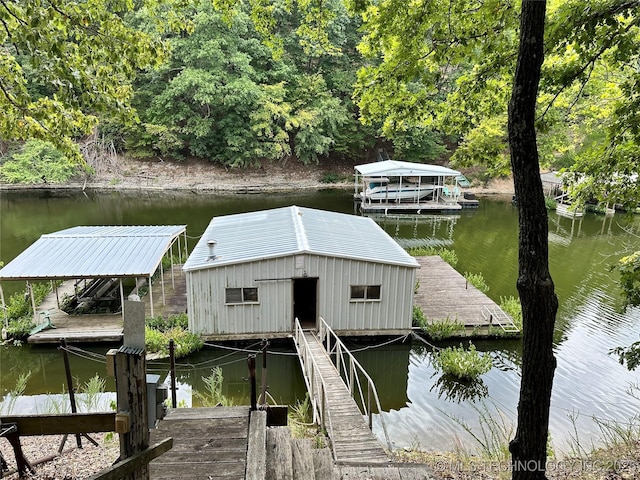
[354,160,478,214]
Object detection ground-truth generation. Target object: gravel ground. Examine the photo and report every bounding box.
[1,433,119,479]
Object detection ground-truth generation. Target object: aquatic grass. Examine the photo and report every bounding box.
[76,375,108,412]
[194,367,233,407]
[499,295,523,331]
[407,247,458,267]
[432,343,492,381]
[0,371,31,414]
[419,315,464,341]
[146,313,188,332]
[464,272,489,293]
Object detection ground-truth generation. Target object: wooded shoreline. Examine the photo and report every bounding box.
[0,156,516,196]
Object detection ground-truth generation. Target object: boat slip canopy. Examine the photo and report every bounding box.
[183,206,419,271]
[355,160,461,178]
[0,225,186,280]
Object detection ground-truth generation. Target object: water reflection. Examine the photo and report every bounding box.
[430,374,489,403]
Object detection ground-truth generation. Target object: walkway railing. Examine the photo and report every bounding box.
[317,317,392,451]
[292,319,336,453]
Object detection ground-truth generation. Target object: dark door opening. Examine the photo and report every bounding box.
[293,278,318,329]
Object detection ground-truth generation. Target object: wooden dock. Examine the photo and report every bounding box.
[295,330,389,464]
[414,256,519,335]
[149,407,434,479]
[149,407,259,480]
[28,265,187,344]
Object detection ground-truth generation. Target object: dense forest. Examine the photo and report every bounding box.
[0,1,637,208]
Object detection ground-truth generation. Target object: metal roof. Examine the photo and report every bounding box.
[0,225,186,280]
[183,206,419,271]
[355,160,461,178]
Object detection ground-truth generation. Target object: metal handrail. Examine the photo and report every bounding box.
[317,317,392,452]
[481,305,519,333]
[292,318,337,460]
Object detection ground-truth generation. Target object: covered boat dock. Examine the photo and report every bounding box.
[0,225,187,344]
[354,160,478,213]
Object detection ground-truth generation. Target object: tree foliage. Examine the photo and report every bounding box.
[127,0,369,166]
[351,0,640,205]
[0,0,167,162]
[0,139,78,183]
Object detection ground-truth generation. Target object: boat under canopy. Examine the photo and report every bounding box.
[354,160,466,213]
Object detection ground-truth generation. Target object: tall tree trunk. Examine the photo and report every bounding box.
[507,2,558,480]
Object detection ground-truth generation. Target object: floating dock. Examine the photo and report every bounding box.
[414,256,519,336]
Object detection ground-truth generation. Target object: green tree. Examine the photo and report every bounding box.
[129,0,366,166]
[0,0,166,163]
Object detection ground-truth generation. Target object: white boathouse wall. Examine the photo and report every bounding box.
[186,253,416,337]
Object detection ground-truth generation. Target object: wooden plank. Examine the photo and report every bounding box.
[312,448,335,480]
[163,407,248,420]
[0,412,115,436]
[291,438,314,480]
[266,427,293,480]
[88,438,173,480]
[149,461,246,478]
[246,410,266,480]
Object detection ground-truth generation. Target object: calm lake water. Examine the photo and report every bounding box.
[1,188,639,454]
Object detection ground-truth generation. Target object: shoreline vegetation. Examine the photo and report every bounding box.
[0,155,516,196]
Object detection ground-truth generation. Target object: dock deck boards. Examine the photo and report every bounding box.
[28,265,186,344]
[414,256,517,333]
[150,407,251,480]
[301,331,389,464]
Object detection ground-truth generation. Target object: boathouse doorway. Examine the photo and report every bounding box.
[293,277,318,329]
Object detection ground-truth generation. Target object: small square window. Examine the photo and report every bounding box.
[225,288,242,304]
[368,285,381,300]
[350,285,366,299]
[243,288,258,302]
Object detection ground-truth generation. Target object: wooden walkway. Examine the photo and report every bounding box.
[28,265,187,344]
[150,407,261,480]
[414,256,519,335]
[297,331,389,464]
[149,407,434,479]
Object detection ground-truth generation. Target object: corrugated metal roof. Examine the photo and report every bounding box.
[355,160,461,177]
[0,225,186,280]
[183,206,419,271]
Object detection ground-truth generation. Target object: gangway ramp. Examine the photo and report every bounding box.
[293,318,390,464]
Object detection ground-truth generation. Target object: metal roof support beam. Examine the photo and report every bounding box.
[160,264,166,306]
[149,275,154,318]
[119,279,125,323]
[0,284,6,328]
[169,244,175,289]
[53,281,59,309]
[27,281,36,322]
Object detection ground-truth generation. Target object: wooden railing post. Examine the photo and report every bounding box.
[60,339,82,449]
[116,299,149,480]
[248,355,257,411]
[169,339,177,409]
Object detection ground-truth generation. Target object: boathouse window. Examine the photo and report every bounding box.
[225,287,259,304]
[350,285,381,301]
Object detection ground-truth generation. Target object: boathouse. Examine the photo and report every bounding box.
[0,225,187,342]
[183,206,420,339]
